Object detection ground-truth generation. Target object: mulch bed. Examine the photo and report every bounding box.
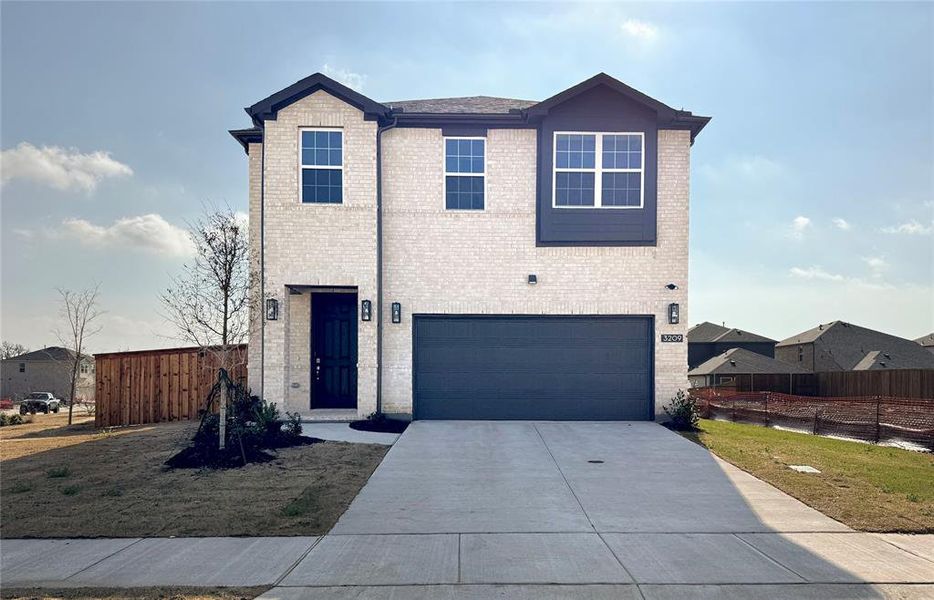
[349,417,409,434]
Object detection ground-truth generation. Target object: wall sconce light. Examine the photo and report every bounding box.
[391,302,402,324]
[528,274,538,285]
[665,283,679,290]
[265,298,279,321]
[668,303,680,325]
[361,299,372,322]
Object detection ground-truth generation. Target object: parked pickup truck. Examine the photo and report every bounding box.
[19,392,62,414]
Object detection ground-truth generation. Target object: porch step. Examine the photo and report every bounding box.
[301,408,358,423]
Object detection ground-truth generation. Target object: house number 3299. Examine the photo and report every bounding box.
[661,334,684,343]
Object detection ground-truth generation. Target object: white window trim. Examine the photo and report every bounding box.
[442,136,487,211]
[552,131,645,209]
[298,127,344,204]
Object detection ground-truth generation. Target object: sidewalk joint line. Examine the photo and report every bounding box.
[732,533,809,582]
[531,422,595,531]
[62,537,146,581]
[273,536,324,586]
[873,535,934,566]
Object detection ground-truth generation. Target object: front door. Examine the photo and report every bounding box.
[311,293,358,409]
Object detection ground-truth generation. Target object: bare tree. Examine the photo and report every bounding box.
[0,341,30,360]
[160,205,255,448]
[55,285,103,425]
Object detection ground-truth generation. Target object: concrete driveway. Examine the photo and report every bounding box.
[272,421,934,598]
[5,421,932,598]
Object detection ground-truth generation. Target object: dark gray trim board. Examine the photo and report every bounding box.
[412,314,655,421]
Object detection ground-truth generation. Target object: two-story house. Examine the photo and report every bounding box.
[0,346,95,403]
[230,72,709,421]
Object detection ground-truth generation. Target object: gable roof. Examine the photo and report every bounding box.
[231,72,710,150]
[689,348,810,377]
[688,321,775,344]
[688,322,730,343]
[383,96,536,114]
[916,333,934,348]
[778,321,934,370]
[852,349,934,370]
[245,72,390,127]
[524,73,711,141]
[776,321,839,346]
[2,346,90,362]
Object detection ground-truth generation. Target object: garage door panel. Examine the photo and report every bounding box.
[413,315,653,421]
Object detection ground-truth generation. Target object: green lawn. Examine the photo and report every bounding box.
[682,418,934,533]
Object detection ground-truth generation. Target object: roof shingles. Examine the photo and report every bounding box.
[382,96,537,114]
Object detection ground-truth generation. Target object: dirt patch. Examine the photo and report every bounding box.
[0,586,268,600]
[1,416,388,538]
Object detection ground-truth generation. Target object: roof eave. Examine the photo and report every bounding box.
[229,127,263,154]
[246,73,391,127]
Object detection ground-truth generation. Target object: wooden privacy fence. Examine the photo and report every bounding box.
[95,345,247,427]
[712,369,934,399]
[691,387,934,451]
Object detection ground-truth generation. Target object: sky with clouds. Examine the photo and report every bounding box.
[1,1,932,353]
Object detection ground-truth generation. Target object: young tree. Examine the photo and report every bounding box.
[55,285,103,425]
[160,206,254,448]
[0,341,30,360]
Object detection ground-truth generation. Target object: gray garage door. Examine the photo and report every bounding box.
[413,315,653,420]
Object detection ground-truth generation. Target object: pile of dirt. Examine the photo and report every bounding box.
[165,435,321,470]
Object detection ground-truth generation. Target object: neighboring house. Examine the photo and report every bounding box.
[916,333,934,355]
[775,321,934,371]
[0,346,95,402]
[688,348,810,388]
[230,72,709,420]
[687,321,776,369]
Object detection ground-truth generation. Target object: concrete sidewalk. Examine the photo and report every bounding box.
[3,422,933,599]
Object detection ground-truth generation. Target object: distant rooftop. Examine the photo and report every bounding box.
[2,346,90,362]
[916,333,934,348]
[688,321,775,344]
[383,96,537,114]
[689,348,810,377]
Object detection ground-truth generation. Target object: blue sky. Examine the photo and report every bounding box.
[1,1,932,353]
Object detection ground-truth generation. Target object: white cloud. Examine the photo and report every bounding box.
[861,256,888,277]
[832,217,851,231]
[0,142,132,192]
[621,19,658,40]
[789,266,844,282]
[322,64,367,92]
[60,214,194,257]
[788,215,811,239]
[788,264,892,290]
[881,220,932,235]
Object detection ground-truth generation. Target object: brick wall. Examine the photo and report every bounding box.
[381,127,690,416]
[249,89,693,418]
[256,90,378,416]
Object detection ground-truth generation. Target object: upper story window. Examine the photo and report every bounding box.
[300,128,343,204]
[80,363,89,374]
[553,132,644,209]
[444,137,485,210]
[19,363,25,373]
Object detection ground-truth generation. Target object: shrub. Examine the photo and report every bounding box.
[664,389,700,431]
[0,413,25,427]
[284,412,303,439]
[166,373,315,469]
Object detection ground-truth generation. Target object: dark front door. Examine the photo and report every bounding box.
[412,315,654,420]
[311,293,358,409]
